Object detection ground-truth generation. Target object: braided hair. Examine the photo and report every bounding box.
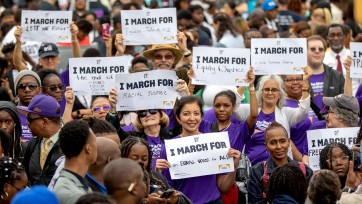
[0,129,13,157]
[319,142,352,170]
[120,136,167,190]
[0,157,25,195]
[266,163,308,204]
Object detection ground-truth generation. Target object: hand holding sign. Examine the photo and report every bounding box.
[156,159,171,173]
[345,161,361,189]
[14,26,22,43]
[177,30,188,52]
[227,148,241,169]
[344,55,352,72]
[247,67,256,85]
[70,21,78,37]
[109,87,117,113]
[64,86,75,105]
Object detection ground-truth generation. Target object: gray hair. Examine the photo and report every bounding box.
[334,107,360,127]
[256,75,286,109]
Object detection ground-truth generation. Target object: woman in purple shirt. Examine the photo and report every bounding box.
[156,96,241,204]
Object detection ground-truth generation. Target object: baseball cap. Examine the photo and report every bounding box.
[18,94,61,118]
[259,24,277,38]
[38,43,59,58]
[11,186,60,204]
[262,0,278,11]
[322,94,360,115]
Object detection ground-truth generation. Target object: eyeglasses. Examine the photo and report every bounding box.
[328,109,335,115]
[45,84,65,92]
[26,114,45,124]
[309,47,325,53]
[138,109,158,118]
[262,88,280,94]
[284,78,303,83]
[92,105,111,113]
[327,33,344,39]
[326,155,349,165]
[154,54,174,60]
[17,83,39,91]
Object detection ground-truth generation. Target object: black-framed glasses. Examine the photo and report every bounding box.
[45,84,65,92]
[309,47,325,53]
[92,105,111,113]
[154,54,174,60]
[17,83,39,91]
[138,109,158,118]
[262,88,280,94]
[26,114,45,124]
[284,78,303,83]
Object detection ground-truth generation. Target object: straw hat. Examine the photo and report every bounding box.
[142,44,184,65]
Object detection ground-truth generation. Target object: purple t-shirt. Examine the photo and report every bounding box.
[285,99,311,155]
[160,136,221,204]
[308,120,326,131]
[203,108,242,125]
[245,110,275,165]
[146,135,163,171]
[224,122,253,152]
[18,112,33,142]
[310,73,324,110]
[164,109,176,130]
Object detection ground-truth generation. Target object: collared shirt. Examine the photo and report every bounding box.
[41,131,59,150]
[85,173,107,195]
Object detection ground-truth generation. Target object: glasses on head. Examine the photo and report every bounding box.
[284,78,303,84]
[45,84,65,92]
[26,114,45,124]
[138,109,158,118]
[309,47,325,53]
[153,54,174,60]
[262,88,280,94]
[92,105,111,113]
[17,83,39,91]
[326,155,349,165]
[327,33,344,39]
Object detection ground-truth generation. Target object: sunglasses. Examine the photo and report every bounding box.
[46,84,66,92]
[154,54,174,60]
[92,105,111,113]
[26,114,45,124]
[138,109,158,118]
[309,47,325,53]
[17,83,39,91]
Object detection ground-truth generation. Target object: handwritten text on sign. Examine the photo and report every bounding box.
[115,70,178,111]
[165,132,234,179]
[192,47,250,86]
[251,38,307,75]
[21,10,72,43]
[69,56,127,95]
[307,127,358,171]
[121,8,177,45]
[350,42,362,78]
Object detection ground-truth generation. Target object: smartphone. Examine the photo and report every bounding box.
[353,150,361,171]
[160,190,175,199]
[102,23,110,37]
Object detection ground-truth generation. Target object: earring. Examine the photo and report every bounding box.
[1,192,8,200]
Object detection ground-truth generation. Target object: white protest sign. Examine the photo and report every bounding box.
[251,38,307,75]
[69,56,128,95]
[115,70,178,111]
[165,132,234,179]
[307,127,358,171]
[350,42,362,78]
[21,10,72,43]
[192,47,250,86]
[121,8,177,45]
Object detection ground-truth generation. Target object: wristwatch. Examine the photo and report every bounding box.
[183,50,192,57]
[342,187,355,193]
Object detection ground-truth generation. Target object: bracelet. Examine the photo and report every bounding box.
[249,86,255,91]
[249,91,256,95]
[342,187,355,193]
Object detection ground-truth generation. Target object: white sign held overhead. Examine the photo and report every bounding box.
[121,8,177,45]
[350,42,362,78]
[251,38,307,75]
[21,10,72,43]
[192,47,250,86]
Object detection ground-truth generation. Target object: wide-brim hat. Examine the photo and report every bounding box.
[142,44,184,66]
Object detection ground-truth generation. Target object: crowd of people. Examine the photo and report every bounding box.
[0,0,362,204]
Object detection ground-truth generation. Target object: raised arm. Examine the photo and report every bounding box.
[103,33,113,57]
[343,55,352,95]
[13,26,27,70]
[114,33,126,56]
[70,22,81,58]
[62,86,75,124]
[247,67,258,129]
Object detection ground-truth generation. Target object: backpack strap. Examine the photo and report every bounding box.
[298,162,306,176]
[262,161,268,198]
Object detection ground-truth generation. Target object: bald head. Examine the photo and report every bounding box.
[95,137,120,165]
[103,158,144,197]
